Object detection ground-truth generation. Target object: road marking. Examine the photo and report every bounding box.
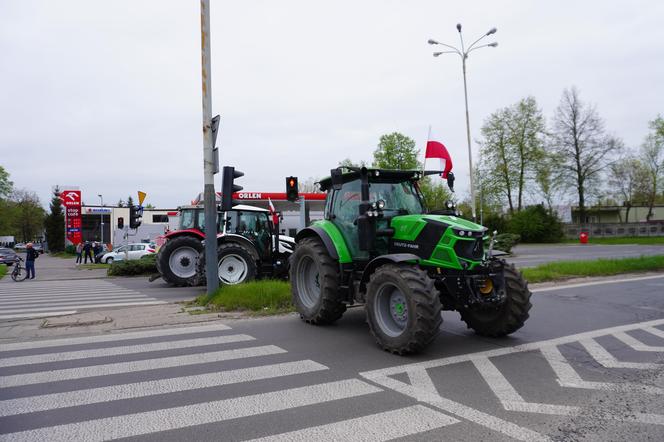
[579,338,661,369]
[471,357,578,415]
[0,288,142,297]
[531,274,664,293]
[0,379,382,442]
[0,295,155,306]
[0,323,231,351]
[0,360,328,417]
[540,345,664,394]
[0,345,286,387]
[249,405,459,442]
[0,334,254,368]
[0,311,78,320]
[644,326,664,339]
[0,300,167,316]
[613,331,664,352]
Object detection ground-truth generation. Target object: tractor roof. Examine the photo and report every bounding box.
[318,169,423,192]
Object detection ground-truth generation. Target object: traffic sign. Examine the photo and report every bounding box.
[137,191,147,206]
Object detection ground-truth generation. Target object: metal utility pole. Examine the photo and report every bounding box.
[98,194,104,245]
[428,24,498,222]
[200,0,219,294]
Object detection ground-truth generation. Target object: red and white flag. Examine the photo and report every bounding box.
[268,197,279,226]
[424,136,453,179]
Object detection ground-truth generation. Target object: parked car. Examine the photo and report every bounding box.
[0,248,19,265]
[14,243,26,252]
[94,245,111,263]
[101,243,156,264]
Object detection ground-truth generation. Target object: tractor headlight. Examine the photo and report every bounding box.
[377,199,385,210]
[370,202,377,210]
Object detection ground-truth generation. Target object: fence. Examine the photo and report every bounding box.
[564,222,664,239]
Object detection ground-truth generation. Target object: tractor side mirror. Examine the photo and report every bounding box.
[446,172,455,192]
[331,168,343,190]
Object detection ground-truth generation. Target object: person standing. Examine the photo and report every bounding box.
[25,242,38,279]
[75,242,83,264]
[83,241,93,264]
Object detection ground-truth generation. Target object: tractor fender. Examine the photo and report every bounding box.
[359,253,420,293]
[164,229,204,240]
[217,233,260,261]
[295,226,339,260]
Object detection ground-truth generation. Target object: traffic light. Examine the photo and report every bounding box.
[117,217,124,229]
[286,176,299,202]
[129,205,143,229]
[221,166,244,211]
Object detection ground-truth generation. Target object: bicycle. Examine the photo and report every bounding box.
[11,257,28,282]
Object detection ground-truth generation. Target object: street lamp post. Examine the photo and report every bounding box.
[428,24,498,222]
[98,194,104,245]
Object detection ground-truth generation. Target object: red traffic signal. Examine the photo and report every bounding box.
[286,176,299,202]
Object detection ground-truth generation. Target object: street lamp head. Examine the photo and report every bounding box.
[456,23,462,32]
[488,42,498,47]
[427,38,438,45]
[486,27,497,36]
[433,52,443,57]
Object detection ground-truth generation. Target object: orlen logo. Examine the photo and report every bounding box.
[238,192,262,199]
[61,191,81,206]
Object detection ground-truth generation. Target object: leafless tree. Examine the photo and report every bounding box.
[608,154,649,222]
[551,87,622,223]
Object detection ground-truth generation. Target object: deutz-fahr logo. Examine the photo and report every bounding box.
[393,241,419,250]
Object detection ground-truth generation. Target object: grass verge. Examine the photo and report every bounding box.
[78,263,110,270]
[195,280,293,315]
[522,255,664,283]
[563,236,664,245]
[0,265,6,280]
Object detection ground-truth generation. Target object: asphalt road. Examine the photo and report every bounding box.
[507,243,664,268]
[1,274,664,441]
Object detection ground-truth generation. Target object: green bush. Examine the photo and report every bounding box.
[507,205,563,243]
[196,280,293,315]
[492,233,521,253]
[482,213,508,234]
[65,244,76,254]
[107,256,157,276]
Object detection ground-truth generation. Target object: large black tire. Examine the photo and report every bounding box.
[460,263,532,337]
[366,264,442,354]
[157,236,203,287]
[290,237,346,324]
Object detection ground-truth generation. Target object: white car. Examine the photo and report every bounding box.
[102,243,156,264]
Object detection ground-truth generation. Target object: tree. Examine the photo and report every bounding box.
[551,87,622,223]
[533,151,565,212]
[478,97,546,213]
[126,195,134,207]
[0,165,13,199]
[372,133,419,170]
[608,155,650,223]
[44,187,65,251]
[10,189,45,243]
[298,177,320,193]
[419,178,453,211]
[338,158,367,168]
[144,203,155,209]
[117,199,125,207]
[640,116,664,221]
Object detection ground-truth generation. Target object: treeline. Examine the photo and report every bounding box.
[478,87,664,224]
[0,166,45,243]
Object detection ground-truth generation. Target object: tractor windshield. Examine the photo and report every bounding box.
[369,181,423,215]
[179,209,196,230]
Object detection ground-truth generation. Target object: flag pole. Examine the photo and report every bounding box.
[421,125,432,177]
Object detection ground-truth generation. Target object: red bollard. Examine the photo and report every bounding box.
[579,232,589,244]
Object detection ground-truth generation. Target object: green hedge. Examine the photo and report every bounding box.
[107,254,157,276]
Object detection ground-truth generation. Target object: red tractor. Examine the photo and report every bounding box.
[155,204,294,286]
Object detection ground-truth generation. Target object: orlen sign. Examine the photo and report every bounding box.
[61,190,82,245]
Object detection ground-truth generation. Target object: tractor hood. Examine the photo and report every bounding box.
[387,214,487,269]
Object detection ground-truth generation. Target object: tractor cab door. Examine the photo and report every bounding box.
[225,210,272,261]
[329,180,368,261]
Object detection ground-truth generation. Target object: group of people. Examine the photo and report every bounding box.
[75,241,103,264]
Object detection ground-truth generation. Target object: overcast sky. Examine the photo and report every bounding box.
[1,1,662,209]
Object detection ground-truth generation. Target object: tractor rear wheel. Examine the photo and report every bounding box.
[216,243,257,285]
[157,236,203,287]
[290,237,346,324]
[366,264,442,354]
[459,263,532,337]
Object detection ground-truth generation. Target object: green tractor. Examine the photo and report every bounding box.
[290,167,532,354]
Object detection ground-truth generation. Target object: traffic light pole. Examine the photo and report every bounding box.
[200,0,219,295]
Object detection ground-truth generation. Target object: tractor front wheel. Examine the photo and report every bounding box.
[366,264,442,354]
[459,263,532,337]
[157,236,203,287]
[290,237,346,324]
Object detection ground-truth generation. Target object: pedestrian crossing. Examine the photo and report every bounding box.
[0,279,166,319]
[0,322,459,441]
